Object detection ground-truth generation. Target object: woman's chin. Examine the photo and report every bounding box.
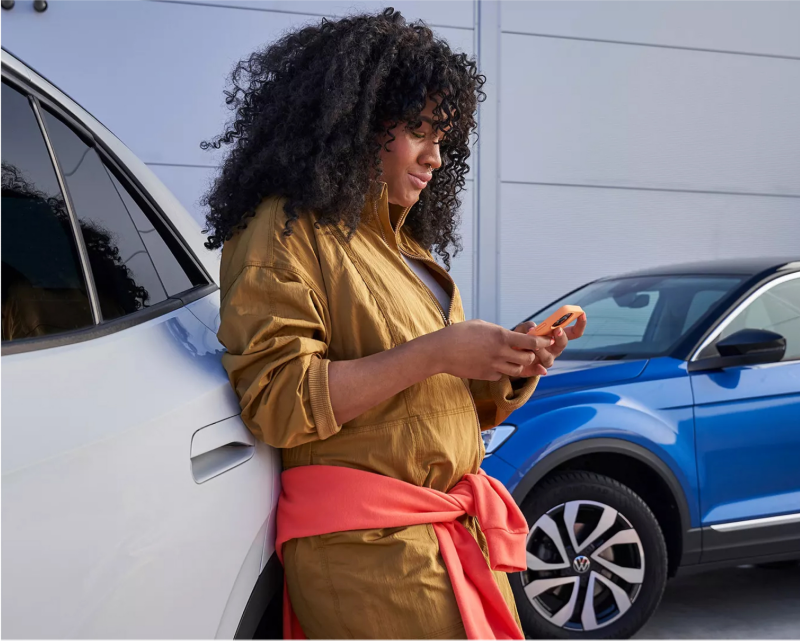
[398,193,421,208]
[387,187,421,208]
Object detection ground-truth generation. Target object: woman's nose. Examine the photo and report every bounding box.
[422,143,442,170]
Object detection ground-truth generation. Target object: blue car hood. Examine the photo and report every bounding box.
[531,358,649,397]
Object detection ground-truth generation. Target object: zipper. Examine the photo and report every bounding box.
[396,245,482,446]
[386,202,455,327]
[398,245,454,327]
[374,199,483,445]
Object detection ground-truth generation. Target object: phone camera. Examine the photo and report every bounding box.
[553,313,571,328]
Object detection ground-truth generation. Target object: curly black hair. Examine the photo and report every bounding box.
[200,7,485,269]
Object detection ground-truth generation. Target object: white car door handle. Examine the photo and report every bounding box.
[190,417,255,483]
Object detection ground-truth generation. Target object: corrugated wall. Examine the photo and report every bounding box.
[3,1,798,327]
[493,1,800,326]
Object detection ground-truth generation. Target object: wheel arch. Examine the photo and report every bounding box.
[509,438,701,574]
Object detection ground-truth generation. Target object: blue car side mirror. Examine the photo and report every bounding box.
[688,328,786,372]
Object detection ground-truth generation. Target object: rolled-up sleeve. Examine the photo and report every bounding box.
[217,264,340,448]
[469,376,540,430]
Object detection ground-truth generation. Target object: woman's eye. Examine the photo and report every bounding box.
[411,131,425,140]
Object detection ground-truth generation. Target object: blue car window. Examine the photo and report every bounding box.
[714,277,800,361]
[576,291,660,350]
[531,275,743,359]
[682,289,728,334]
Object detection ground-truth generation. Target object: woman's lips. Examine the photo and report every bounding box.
[408,172,430,190]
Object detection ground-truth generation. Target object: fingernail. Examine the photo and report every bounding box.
[555,329,563,337]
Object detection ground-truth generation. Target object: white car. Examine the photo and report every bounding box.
[1,49,282,639]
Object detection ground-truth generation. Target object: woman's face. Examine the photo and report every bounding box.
[379,99,444,208]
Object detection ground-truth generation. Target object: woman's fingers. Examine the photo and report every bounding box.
[499,313,586,379]
[513,320,537,334]
[507,330,553,352]
[551,327,569,355]
[565,313,587,340]
[496,361,525,378]
[537,349,556,368]
[504,348,535,367]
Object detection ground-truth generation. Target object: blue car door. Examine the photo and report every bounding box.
[690,273,800,562]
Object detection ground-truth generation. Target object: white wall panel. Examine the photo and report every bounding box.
[500,34,800,195]
[501,1,800,58]
[2,1,473,169]
[6,0,796,332]
[498,182,800,327]
[158,0,475,29]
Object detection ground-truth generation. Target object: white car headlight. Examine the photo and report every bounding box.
[481,424,516,456]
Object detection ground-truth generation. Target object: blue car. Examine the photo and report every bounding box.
[481,258,800,639]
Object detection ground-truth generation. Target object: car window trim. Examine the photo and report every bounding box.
[38,96,212,291]
[1,65,214,289]
[689,272,800,362]
[98,152,208,290]
[1,282,218,356]
[28,93,105,323]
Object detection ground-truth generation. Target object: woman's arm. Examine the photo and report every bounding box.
[219,262,553,444]
[327,333,439,425]
[219,264,340,448]
[328,320,552,425]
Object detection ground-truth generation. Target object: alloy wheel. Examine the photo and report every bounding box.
[520,500,645,632]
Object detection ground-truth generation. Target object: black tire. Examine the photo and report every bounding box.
[510,471,668,639]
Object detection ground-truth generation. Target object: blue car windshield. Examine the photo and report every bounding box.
[530,275,745,360]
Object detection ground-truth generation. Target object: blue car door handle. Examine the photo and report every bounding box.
[190,417,255,483]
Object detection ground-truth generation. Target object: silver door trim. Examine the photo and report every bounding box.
[29,96,103,324]
[710,512,800,532]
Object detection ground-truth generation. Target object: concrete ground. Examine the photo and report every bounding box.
[637,564,800,639]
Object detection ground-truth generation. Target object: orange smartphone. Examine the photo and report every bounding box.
[530,305,585,336]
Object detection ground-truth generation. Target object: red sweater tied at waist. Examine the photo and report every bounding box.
[276,465,528,640]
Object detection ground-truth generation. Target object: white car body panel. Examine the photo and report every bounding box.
[1,50,278,638]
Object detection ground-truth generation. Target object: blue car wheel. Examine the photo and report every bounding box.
[510,472,668,639]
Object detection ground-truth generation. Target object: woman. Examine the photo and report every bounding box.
[203,9,584,639]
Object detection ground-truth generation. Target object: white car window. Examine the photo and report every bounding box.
[42,108,169,318]
[106,170,197,296]
[1,81,94,341]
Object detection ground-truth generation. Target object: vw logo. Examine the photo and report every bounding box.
[573,555,590,574]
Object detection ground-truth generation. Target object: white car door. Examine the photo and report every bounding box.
[1,76,279,639]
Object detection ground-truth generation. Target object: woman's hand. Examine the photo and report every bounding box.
[512,313,587,376]
[429,319,554,381]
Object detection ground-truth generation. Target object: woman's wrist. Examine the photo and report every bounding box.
[407,330,448,378]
